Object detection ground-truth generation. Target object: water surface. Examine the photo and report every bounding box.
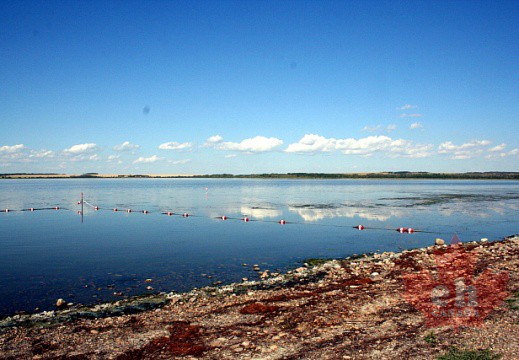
[0,179,517,316]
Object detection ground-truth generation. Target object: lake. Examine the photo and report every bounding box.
[0,178,517,316]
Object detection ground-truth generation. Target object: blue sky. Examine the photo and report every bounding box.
[1,0,518,174]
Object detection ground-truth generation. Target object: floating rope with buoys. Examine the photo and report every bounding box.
[0,193,442,235]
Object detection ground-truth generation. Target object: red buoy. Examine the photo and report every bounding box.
[143,210,148,214]
[77,201,81,205]
[407,228,414,234]
[183,213,189,217]
[113,208,118,212]
[30,208,34,212]
[54,207,59,210]
[4,209,8,213]
[126,209,131,213]
[167,212,173,216]
[279,219,286,225]
[397,227,414,234]
[94,206,99,211]
[221,216,227,220]
[242,217,249,222]
[354,225,365,230]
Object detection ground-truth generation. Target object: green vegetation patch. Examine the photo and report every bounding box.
[437,347,502,360]
[305,258,331,266]
[424,331,437,345]
[504,291,519,310]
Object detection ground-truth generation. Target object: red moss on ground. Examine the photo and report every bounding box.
[239,302,280,314]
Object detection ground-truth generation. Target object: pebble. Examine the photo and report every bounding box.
[242,278,249,282]
[145,279,153,283]
[146,286,154,291]
[481,238,488,243]
[90,329,99,335]
[56,298,66,307]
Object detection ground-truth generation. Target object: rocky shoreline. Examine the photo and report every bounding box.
[1,235,517,359]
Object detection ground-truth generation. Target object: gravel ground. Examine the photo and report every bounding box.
[1,235,517,359]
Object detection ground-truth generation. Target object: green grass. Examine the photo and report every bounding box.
[424,332,437,345]
[437,347,502,360]
[504,291,519,310]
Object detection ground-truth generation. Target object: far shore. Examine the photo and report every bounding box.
[1,171,519,180]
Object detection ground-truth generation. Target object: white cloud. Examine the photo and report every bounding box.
[400,113,423,118]
[361,125,382,132]
[285,134,335,153]
[488,143,506,152]
[203,135,224,147]
[169,159,191,165]
[207,136,283,153]
[133,155,163,164]
[29,150,54,158]
[158,141,192,151]
[0,144,25,153]
[438,140,491,159]
[108,155,120,160]
[225,154,237,158]
[399,104,417,110]
[410,122,423,130]
[361,124,396,133]
[207,135,223,143]
[285,134,433,158]
[113,141,140,151]
[485,147,519,159]
[64,143,98,154]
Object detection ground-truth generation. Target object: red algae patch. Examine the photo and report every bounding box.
[239,302,280,314]
[118,321,206,359]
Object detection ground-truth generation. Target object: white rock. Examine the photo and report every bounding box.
[435,238,445,245]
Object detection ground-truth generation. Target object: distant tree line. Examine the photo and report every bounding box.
[2,172,518,180]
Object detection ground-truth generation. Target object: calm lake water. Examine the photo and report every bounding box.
[0,179,517,316]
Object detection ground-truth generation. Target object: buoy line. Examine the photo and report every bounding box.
[0,194,445,235]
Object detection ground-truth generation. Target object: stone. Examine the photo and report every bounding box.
[145,278,153,283]
[56,298,66,308]
[481,238,488,243]
[435,238,445,245]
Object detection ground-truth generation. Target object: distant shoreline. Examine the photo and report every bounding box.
[1,172,519,180]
